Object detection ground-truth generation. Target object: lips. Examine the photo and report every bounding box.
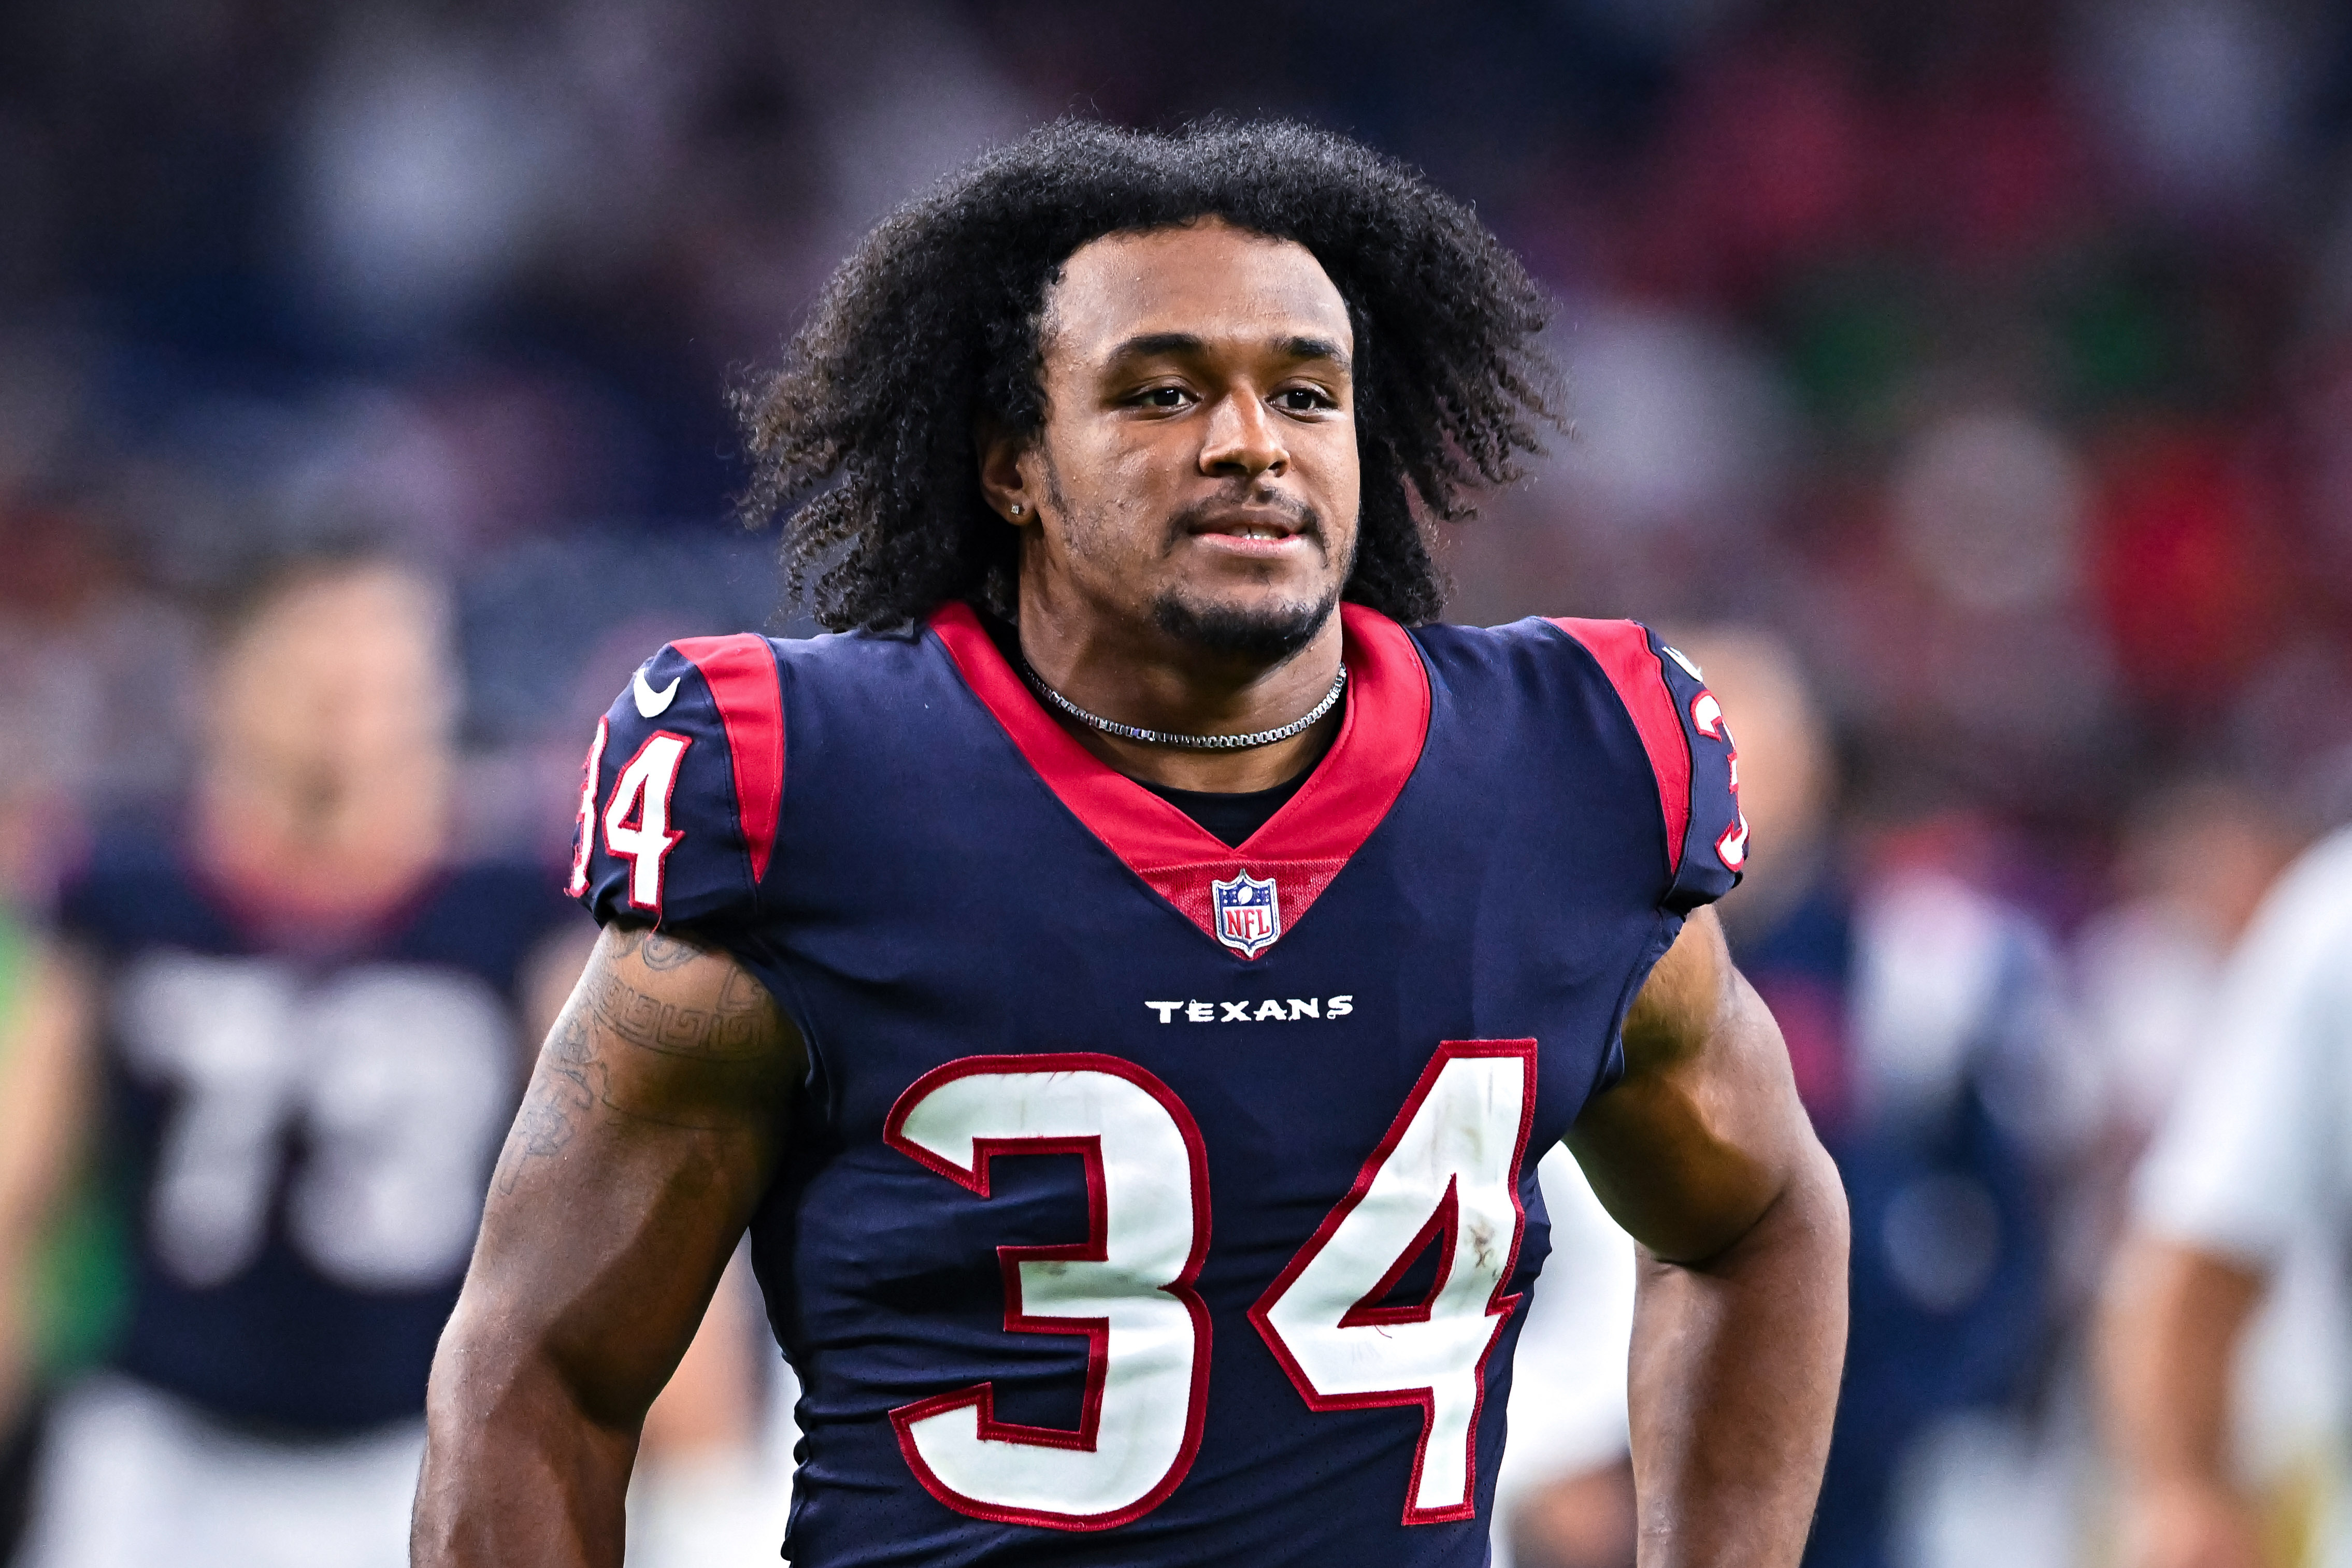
[1166,495,1323,564]
[1186,508,1310,542]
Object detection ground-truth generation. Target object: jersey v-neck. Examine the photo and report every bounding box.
[927,600,1432,958]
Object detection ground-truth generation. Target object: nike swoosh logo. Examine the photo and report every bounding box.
[633,668,681,718]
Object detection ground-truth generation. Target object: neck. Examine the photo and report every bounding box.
[1013,584,1347,793]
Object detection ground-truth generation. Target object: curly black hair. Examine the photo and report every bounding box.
[734,119,1560,631]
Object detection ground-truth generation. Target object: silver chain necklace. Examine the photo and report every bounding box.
[1018,659,1347,751]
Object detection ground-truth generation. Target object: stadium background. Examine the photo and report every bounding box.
[4,0,2352,1564]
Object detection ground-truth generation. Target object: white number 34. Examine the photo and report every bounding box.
[885,1040,1536,1530]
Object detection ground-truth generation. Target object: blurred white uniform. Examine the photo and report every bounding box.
[19,1376,421,1568]
[625,1351,801,1568]
[2135,825,2352,1564]
[1489,1147,1638,1568]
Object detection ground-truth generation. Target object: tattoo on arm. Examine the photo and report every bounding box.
[584,962,773,1062]
[635,931,702,972]
[496,1006,603,1195]
[492,927,785,1196]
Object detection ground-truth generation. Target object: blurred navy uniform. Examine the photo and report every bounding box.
[571,607,1745,1567]
[18,833,577,1568]
[6,555,587,1568]
[68,836,575,1428]
[1739,870,2054,1568]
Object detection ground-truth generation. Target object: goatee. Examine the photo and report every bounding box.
[1150,586,1340,664]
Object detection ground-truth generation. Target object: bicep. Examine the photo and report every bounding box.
[1565,908,1818,1264]
[459,923,803,1428]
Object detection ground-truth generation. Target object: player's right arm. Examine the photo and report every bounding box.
[411,922,804,1568]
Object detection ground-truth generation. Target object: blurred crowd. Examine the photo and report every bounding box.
[4,0,2352,1564]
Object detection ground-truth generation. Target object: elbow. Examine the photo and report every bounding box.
[1754,1132,1849,1278]
[426,1291,646,1450]
[1792,1137,1851,1268]
[426,1294,575,1442]
[423,1298,528,1442]
[1653,1137,1848,1280]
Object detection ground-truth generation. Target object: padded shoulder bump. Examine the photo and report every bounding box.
[1546,618,1747,913]
[569,634,786,927]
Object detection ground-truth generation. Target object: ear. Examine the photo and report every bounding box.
[976,418,1040,528]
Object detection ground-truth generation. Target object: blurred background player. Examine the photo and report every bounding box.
[2073,780,2331,1568]
[0,552,776,1568]
[1,553,578,1568]
[2101,811,2352,1568]
[1502,626,2080,1568]
[1697,627,2084,1568]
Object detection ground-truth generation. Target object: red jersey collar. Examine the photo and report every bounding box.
[929,600,1431,958]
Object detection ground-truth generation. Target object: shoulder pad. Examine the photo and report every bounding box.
[1546,618,1747,913]
[569,634,785,927]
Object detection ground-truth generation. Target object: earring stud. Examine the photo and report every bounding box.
[1010,504,1024,517]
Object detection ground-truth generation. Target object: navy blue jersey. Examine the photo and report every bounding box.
[61,838,583,1431]
[573,604,1745,1566]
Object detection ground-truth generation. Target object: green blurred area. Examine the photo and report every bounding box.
[0,911,125,1383]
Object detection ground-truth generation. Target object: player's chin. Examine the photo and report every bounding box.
[1149,580,1339,664]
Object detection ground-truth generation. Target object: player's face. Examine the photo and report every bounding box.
[209,565,455,810]
[1000,221,1360,665]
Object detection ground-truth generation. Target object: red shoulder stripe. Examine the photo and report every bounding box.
[1546,618,1689,874]
[673,634,785,887]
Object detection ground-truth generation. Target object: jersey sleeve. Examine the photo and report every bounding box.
[569,634,786,929]
[1546,617,1747,914]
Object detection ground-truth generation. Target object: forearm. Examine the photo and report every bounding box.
[412,1315,636,1567]
[412,1138,748,1566]
[1627,1145,1847,1568]
[2099,1234,2263,1492]
[0,1178,44,1426]
[0,945,93,1427]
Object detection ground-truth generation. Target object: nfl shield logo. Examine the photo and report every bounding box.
[1211,870,1281,958]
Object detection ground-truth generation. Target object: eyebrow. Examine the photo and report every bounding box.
[1106,332,1352,370]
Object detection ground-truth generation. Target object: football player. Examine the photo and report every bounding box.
[6,553,773,1568]
[416,122,1849,1567]
[6,554,582,1568]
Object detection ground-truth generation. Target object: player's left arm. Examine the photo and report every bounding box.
[1566,906,1847,1568]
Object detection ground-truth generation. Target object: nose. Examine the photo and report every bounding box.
[1198,388,1288,482]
